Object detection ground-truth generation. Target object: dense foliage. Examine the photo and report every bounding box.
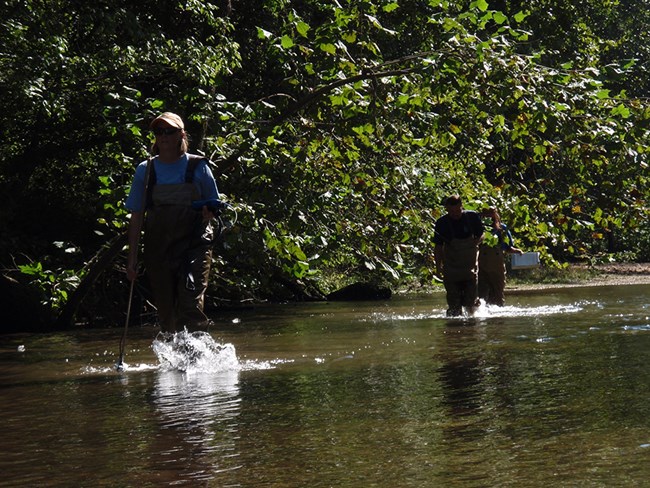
[1,0,648,327]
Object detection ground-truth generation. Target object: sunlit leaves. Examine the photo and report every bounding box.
[257,27,273,39]
[319,43,337,55]
[383,3,399,13]
[4,0,650,306]
[610,104,631,118]
[281,35,294,49]
[513,10,529,23]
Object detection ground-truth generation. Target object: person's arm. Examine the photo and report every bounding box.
[472,212,485,245]
[124,160,150,281]
[505,241,524,255]
[197,160,220,222]
[434,244,444,277]
[432,218,446,277]
[199,162,219,199]
[503,226,524,254]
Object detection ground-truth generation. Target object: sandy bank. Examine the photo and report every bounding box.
[507,263,650,292]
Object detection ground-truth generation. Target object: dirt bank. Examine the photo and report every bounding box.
[509,263,650,292]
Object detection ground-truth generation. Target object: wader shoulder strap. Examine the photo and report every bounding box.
[145,158,156,210]
[145,155,208,208]
[185,154,209,183]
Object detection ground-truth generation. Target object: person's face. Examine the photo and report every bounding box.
[481,208,496,219]
[446,202,463,220]
[153,122,183,148]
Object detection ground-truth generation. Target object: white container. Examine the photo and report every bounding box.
[511,252,541,269]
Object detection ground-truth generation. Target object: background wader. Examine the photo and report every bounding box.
[443,237,480,316]
[478,245,506,306]
[143,158,213,332]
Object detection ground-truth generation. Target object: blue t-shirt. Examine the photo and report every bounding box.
[493,223,515,250]
[125,154,219,212]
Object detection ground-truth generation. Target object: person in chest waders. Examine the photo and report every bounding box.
[433,195,484,317]
[478,207,524,307]
[125,112,220,333]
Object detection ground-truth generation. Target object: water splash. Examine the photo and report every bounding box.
[152,330,240,373]
[622,324,650,332]
[369,301,584,322]
[82,361,159,374]
[472,301,583,318]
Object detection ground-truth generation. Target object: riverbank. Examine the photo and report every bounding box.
[401,263,650,296]
[507,262,650,291]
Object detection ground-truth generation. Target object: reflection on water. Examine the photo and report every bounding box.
[2,285,650,486]
[150,369,242,484]
[438,322,484,419]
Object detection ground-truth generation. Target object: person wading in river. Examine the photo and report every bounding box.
[433,195,484,317]
[478,207,524,306]
[125,112,220,332]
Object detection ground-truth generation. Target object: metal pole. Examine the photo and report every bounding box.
[116,279,135,371]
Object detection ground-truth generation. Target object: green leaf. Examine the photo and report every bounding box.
[319,43,336,55]
[534,144,547,158]
[424,176,437,187]
[611,104,631,118]
[473,0,489,12]
[383,3,399,13]
[493,11,507,24]
[257,27,273,39]
[19,263,42,276]
[281,35,294,49]
[513,10,528,22]
[296,21,310,37]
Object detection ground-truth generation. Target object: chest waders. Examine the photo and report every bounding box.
[442,237,480,316]
[478,244,506,306]
[143,157,213,332]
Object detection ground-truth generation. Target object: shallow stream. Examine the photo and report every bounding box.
[2,284,650,487]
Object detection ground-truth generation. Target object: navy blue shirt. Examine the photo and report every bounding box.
[433,211,484,245]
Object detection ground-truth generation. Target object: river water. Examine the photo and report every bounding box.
[2,284,650,487]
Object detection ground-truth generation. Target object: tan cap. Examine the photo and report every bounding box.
[150,112,184,130]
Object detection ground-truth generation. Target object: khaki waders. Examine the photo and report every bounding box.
[442,237,480,316]
[143,182,213,332]
[478,245,506,306]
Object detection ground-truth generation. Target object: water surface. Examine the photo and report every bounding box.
[2,284,650,487]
